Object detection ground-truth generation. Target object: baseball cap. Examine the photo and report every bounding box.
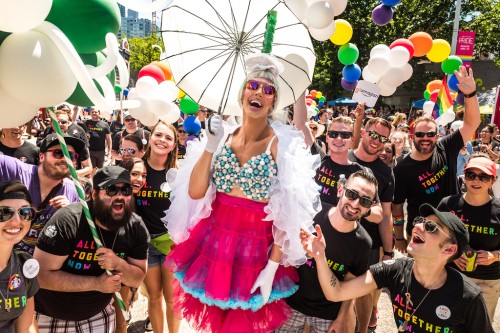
[464,156,497,177]
[419,203,469,254]
[39,134,85,155]
[93,166,131,189]
[123,111,133,119]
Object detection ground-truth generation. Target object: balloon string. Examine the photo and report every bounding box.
[262,10,277,54]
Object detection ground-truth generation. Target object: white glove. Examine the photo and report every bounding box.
[250,259,279,304]
[205,115,224,153]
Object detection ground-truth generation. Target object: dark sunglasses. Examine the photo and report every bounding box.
[245,79,276,96]
[119,148,137,155]
[464,171,494,183]
[102,185,133,197]
[177,129,186,134]
[46,149,79,162]
[309,127,318,131]
[0,206,37,223]
[367,130,389,143]
[58,120,68,125]
[413,216,451,239]
[327,130,353,139]
[124,118,136,122]
[414,131,437,138]
[344,188,374,208]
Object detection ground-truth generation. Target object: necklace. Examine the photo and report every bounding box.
[97,225,119,250]
[0,258,13,312]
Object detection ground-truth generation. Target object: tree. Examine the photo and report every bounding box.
[127,34,163,81]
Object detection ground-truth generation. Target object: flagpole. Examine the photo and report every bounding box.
[451,0,462,55]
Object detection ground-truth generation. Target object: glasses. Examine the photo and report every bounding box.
[309,127,318,131]
[392,138,403,143]
[344,188,374,208]
[414,131,437,138]
[177,129,186,134]
[58,120,68,125]
[46,149,79,162]
[327,130,353,139]
[367,130,389,143]
[124,118,136,122]
[102,185,133,197]
[119,148,137,155]
[413,216,451,239]
[245,79,276,96]
[0,206,37,223]
[464,171,494,183]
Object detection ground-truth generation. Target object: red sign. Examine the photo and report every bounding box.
[455,31,475,68]
[492,86,500,128]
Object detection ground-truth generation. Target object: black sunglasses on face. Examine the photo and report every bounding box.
[344,188,374,208]
[46,149,79,162]
[177,129,186,134]
[58,120,68,125]
[414,131,437,138]
[327,130,353,139]
[245,79,276,96]
[309,127,318,131]
[124,118,136,122]
[367,130,389,143]
[0,206,37,223]
[102,185,133,197]
[413,216,451,239]
[464,171,494,182]
[119,148,137,155]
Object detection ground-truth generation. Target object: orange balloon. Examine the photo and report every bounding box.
[310,90,317,97]
[152,61,172,81]
[408,32,433,57]
[426,80,442,94]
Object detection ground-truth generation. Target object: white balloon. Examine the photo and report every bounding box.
[0,0,52,33]
[306,1,335,29]
[378,79,397,97]
[160,103,181,124]
[158,80,179,102]
[285,0,309,22]
[423,101,435,115]
[388,46,410,68]
[85,34,120,78]
[370,44,390,58]
[308,20,336,41]
[381,67,404,87]
[327,0,348,16]
[140,111,160,127]
[0,31,78,107]
[401,63,413,82]
[438,109,455,126]
[136,76,158,98]
[362,66,381,84]
[150,98,172,117]
[0,87,39,128]
[367,54,390,77]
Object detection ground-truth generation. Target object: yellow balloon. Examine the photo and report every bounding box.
[178,89,186,99]
[329,20,353,46]
[426,39,451,63]
[312,100,317,106]
[316,91,323,98]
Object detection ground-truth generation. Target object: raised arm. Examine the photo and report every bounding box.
[293,91,314,148]
[352,103,365,149]
[456,66,480,143]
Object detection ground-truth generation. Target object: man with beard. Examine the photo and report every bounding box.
[392,67,480,253]
[0,123,39,164]
[0,133,84,254]
[34,166,149,333]
[278,170,375,333]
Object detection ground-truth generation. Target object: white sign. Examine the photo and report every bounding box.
[352,81,380,107]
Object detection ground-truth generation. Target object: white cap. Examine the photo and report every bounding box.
[450,120,463,132]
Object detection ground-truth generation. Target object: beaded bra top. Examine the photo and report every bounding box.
[213,134,278,200]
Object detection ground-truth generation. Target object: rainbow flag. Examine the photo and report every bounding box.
[432,76,454,119]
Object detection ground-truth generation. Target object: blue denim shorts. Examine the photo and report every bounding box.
[147,243,166,268]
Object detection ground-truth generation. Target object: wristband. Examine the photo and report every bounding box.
[393,216,405,226]
[395,237,405,241]
[463,90,476,98]
[383,251,394,258]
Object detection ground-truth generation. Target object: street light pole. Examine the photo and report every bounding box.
[451,0,462,55]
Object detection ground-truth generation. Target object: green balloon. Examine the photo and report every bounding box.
[441,55,463,74]
[180,96,199,115]
[46,0,120,54]
[424,90,431,101]
[0,31,10,46]
[114,84,122,93]
[66,52,116,107]
[338,43,359,66]
[319,96,326,102]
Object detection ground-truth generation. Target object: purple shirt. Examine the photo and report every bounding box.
[0,155,79,254]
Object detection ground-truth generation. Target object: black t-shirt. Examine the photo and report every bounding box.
[85,120,110,151]
[349,150,394,248]
[0,251,39,333]
[370,257,494,333]
[438,195,500,280]
[471,138,499,153]
[110,121,123,136]
[393,130,463,236]
[177,143,186,160]
[315,155,364,206]
[43,124,90,162]
[286,203,372,320]
[135,160,171,235]
[35,202,149,321]
[0,141,39,165]
[112,128,151,151]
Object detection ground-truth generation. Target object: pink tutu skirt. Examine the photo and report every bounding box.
[165,192,298,333]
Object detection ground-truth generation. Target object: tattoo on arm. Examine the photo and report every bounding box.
[330,273,337,287]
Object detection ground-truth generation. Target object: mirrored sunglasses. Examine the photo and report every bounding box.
[119,148,137,155]
[367,130,389,143]
[0,206,37,223]
[245,79,276,96]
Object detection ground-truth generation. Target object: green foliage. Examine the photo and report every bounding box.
[127,34,163,80]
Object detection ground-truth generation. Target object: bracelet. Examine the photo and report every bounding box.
[463,90,476,98]
[393,217,405,226]
[395,238,405,241]
[383,251,394,258]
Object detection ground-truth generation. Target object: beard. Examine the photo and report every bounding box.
[413,138,436,154]
[339,199,362,221]
[41,160,70,180]
[92,195,134,231]
[361,139,381,156]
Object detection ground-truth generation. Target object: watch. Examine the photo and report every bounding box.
[383,250,394,258]
[463,90,476,98]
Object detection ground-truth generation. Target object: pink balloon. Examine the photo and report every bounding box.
[430,89,440,102]
[390,38,415,58]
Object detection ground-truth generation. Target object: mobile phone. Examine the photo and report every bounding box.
[464,249,477,272]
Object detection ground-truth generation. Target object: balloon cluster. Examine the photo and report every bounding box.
[305,90,326,117]
[0,0,131,128]
[127,61,181,126]
[371,0,402,26]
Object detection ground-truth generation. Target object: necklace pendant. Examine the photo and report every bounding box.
[398,320,409,332]
[5,304,11,312]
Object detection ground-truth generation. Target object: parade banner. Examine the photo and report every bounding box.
[491,86,500,129]
[455,31,475,68]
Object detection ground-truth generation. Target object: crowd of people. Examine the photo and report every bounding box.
[0,54,498,333]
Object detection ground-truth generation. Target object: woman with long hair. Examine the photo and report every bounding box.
[164,54,319,332]
[391,112,407,129]
[390,130,410,164]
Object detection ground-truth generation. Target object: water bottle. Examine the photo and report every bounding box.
[338,174,346,193]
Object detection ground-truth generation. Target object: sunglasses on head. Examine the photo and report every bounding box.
[119,148,137,155]
[245,79,276,96]
[344,188,374,208]
[101,185,133,197]
[414,131,437,138]
[46,149,79,162]
[0,206,37,223]
[464,171,494,182]
[327,130,353,139]
[367,130,389,143]
[124,117,136,122]
[413,216,451,239]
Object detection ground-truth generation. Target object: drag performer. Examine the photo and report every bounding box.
[163,54,320,333]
